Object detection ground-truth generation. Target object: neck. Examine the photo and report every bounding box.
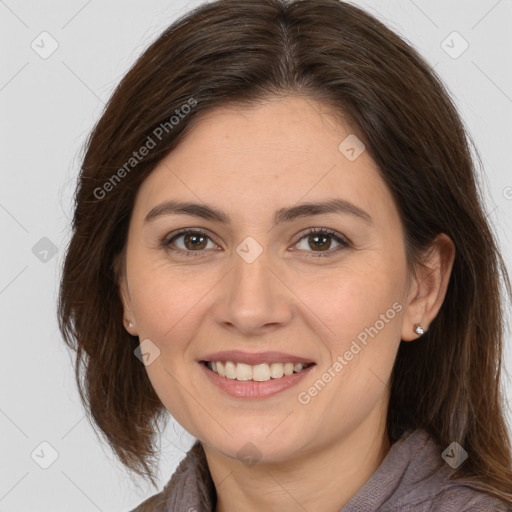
[203,411,391,512]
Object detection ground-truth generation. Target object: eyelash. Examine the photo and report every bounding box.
[162,227,352,259]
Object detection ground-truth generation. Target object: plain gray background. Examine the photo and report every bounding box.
[1,1,511,510]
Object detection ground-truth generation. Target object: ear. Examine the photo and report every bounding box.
[115,253,139,337]
[401,233,455,341]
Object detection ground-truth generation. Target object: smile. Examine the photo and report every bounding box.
[204,361,315,381]
[200,359,316,399]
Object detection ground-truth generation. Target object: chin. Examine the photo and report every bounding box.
[202,427,308,467]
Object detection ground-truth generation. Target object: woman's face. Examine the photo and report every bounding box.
[120,95,417,463]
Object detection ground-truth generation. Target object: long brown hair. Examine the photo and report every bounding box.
[58,0,512,502]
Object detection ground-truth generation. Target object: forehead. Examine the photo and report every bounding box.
[132,95,397,228]
[174,95,356,169]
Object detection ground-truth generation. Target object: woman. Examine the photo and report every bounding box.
[58,0,512,510]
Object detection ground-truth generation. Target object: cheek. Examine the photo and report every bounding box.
[293,262,405,430]
[128,258,216,343]
[127,262,212,433]
[293,255,406,364]
[296,264,405,340]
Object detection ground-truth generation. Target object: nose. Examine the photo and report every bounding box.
[213,247,294,336]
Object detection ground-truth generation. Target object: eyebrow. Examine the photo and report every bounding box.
[144,198,373,226]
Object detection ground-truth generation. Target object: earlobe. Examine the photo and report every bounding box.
[118,274,138,336]
[413,324,425,336]
[123,317,137,335]
[401,233,455,342]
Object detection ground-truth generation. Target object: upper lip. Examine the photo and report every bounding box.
[200,350,315,365]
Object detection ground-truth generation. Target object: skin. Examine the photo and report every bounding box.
[119,95,455,512]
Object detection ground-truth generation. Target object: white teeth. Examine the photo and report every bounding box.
[236,363,253,381]
[283,362,294,376]
[225,361,237,379]
[207,360,311,381]
[269,362,284,378]
[216,361,226,377]
[252,363,270,382]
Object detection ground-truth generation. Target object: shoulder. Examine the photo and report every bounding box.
[428,486,511,512]
[390,486,511,512]
[128,441,215,512]
[129,490,169,512]
[376,428,510,512]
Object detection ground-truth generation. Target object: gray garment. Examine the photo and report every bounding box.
[130,428,510,511]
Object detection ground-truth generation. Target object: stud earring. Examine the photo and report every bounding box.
[127,320,134,328]
[414,324,424,336]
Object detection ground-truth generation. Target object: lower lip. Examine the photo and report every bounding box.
[200,363,315,399]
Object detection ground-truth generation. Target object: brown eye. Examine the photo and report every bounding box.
[165,230,217,255]
[307,233,332,251]
[181,232,208,250]
[294,228,351,257]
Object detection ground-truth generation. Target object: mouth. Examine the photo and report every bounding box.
[199,351,316,399]
[202,360,315,381]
